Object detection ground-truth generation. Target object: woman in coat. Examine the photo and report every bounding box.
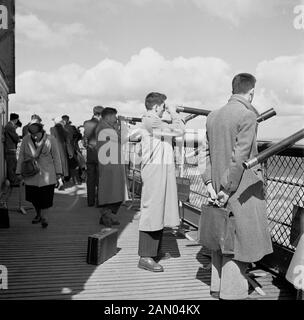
[16,123,63,228]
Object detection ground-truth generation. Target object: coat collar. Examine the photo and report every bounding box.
[228,94,259,116]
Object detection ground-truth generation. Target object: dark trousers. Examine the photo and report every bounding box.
[86,160,99,206]
[100,202,122,215]
[5,152,18,185]
[138,229,164,258]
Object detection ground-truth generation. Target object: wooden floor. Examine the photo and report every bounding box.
[0,184,296,300]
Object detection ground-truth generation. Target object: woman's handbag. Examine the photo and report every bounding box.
[21,158,40,178]
[21,137,46,178]
[198,203,236,255]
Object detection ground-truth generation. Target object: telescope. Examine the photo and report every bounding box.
[243,128,304,169]
[176,106,211,116]
[186,108,277,158]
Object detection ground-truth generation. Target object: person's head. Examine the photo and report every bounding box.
[145,92,167,117]
[101,107,118,126]
[93,106,104,120]
[61,115,70,124]
[28,123,44,142]
[10,113,19,126]
[16,120,22,128]
[31,114,42,123]
[232,73,256,103]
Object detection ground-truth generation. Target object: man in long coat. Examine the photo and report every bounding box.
[96,107,126,227]
[138,92,185,272]
[3,113,21,186]
[199,73,273,299]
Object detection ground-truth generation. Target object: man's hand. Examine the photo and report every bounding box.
[166,104,177,115]
[206,182,218,204]
[217,190,230,207]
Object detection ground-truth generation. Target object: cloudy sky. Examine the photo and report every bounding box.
[11,0,304,140]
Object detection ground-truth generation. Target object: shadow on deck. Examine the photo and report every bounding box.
[0,184,296,300]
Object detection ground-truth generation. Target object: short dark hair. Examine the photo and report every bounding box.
[101,107,118,119]
[232,73,256,94]
[31,114,42,122]
[62,115,69,122]
[145,92,167,110]
[10,113,19,121]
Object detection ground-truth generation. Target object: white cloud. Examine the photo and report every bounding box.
[16,13,88,47]
[10,48,303,139]
[191,0,295,26]
[255,54,304,116]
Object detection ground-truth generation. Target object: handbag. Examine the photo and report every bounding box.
[21,137,46,178]
[21,158,40,178]
[198,203,236,255]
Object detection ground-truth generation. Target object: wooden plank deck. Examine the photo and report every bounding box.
[0,184,296,300]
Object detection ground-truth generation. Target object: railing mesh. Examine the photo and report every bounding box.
[127,143,304,252]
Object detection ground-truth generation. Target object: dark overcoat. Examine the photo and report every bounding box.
[199,94,273,262]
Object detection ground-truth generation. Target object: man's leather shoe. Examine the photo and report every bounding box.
[138,257,164,272]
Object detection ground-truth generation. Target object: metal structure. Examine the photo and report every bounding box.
[126,139,304,275]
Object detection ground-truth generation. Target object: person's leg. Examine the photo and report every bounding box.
[99,205,113,227]
[86,162,96,206]
[219,256,249,300]
[32,205,41,224]
[138,230,164,272]
[5,153,19,186]
[40,185,55,229]
[40,208,50,228]
[210,250,223,297]
[138,230,163,257]
[109,202,122,215]
[107,202,122,225]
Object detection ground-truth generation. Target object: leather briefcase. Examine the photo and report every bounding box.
[198,204,236,255]
[87,228,118,265]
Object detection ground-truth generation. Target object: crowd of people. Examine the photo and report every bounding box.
[2,72,273,300]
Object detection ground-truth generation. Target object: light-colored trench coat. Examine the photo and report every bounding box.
[96,119,126,205]
[16,134,62,187]
[199,94,273,263]
[139,111,185,232]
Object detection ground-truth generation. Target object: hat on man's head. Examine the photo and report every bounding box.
[28,123,43,134]
[31,114,42,122]
[10,113,19,121]
[93,106,104,115]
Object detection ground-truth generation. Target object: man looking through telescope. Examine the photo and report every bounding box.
[137,92,185,272]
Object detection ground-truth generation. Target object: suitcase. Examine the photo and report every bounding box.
[0,206,10,228]
[87,228,118,265]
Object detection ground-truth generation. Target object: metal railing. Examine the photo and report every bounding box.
[126,141,304,255]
